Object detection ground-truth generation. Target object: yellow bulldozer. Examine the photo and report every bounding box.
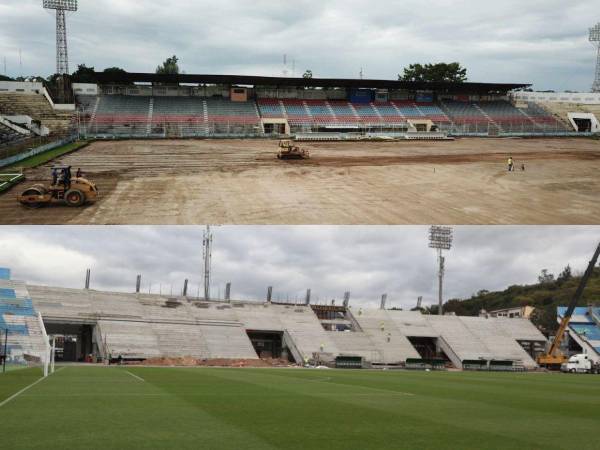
[18,165,98,208]
[277,140,310,160]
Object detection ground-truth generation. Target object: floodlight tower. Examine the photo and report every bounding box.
[590,23,600,93]
[43,1,78,75]
[202,225,213,301]
[428,226,453,316]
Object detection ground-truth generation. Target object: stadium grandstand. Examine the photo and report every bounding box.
[1,268,547,370]
[70,72,584,139]
[0,268,49,368]
[0,81,77,163]
[557,306,600,363]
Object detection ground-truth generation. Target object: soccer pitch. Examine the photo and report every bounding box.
[1,366,598,450]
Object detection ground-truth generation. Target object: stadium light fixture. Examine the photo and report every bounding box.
[429,226,453,315]
[43,0,78,11]
[590,23,600,42]
[43,0,78,76]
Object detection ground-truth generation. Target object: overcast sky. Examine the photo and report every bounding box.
[1,226,598,309]
[0,0,598,91]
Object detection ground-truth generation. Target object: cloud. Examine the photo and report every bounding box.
[0,0,597,90]
[0,226,598,309]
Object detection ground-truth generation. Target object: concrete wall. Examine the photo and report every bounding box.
[72,83,99,96]
[512,91,600,105]
[0,81,44,94]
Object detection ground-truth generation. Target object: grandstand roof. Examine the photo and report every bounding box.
[92,72,529,94]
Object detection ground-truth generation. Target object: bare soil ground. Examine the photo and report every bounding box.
[1,137,599,224]
[139,357,292,367]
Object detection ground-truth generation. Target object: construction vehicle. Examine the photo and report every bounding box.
[277,140,310,160]
[537,242,600,369]
[18,165,98,208]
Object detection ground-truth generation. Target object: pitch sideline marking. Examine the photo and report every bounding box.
[0,366,65,409]
[125,370,145,382]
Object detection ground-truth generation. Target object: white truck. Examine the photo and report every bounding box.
[561,354,600,374]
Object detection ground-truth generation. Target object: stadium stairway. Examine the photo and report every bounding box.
[0,118,32,150]
[558,306,600,363]
[351,309,421,364]
[277,305,341,363]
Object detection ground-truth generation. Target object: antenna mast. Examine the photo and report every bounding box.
[203,225,213,301]
[590,23,600,92]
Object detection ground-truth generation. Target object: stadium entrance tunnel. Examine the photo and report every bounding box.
[407,336,452,364]
[246,330,293,362]
[517,340,547,360]
[44,322,94,362]
[573,118,592,132]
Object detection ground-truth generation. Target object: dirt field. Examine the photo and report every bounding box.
[1,137,599,225]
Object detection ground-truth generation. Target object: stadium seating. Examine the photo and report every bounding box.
[558,307,600,356]
[0,120,31,151]
[83,95,260,137]
[392,100,425,118]
[23,280,548,367]
[0,278,48,364]
[257,98,285,118]
[516,102,571,132]
[0,93,74,136]
[205,97,260,135]
[78,94,574,137]
[349,309,421,364]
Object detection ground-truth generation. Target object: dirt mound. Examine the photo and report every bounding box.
[139,357,294,368]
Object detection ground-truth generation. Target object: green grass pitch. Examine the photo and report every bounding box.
[1,366,598,450]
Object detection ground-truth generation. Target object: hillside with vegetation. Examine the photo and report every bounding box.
[438,266,600,336]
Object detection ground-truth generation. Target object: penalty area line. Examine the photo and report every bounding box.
[0,367,65,409]
[125,370,145,382]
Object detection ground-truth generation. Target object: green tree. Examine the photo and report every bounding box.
[538,269,555,285]
[303,70,313,79]
[557,265,572,283]
[71,64,96,83]
[156,55,180,75]
[0,74,13,81]
[103,67,127,76]
[399,62,467,83]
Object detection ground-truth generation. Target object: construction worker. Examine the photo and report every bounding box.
[507,156,514,172]
[320,343,325,352]
[76,168,83,178]
[380,321,385,332]
[63,167,72,189]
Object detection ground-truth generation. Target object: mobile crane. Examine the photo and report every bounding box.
[537,242,600,369]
